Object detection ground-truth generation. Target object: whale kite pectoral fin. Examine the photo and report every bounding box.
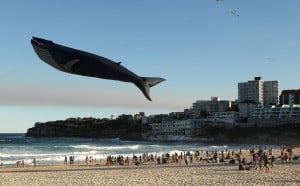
[61,59,80,71]
[116,62,122,65]
[138,77,166,101]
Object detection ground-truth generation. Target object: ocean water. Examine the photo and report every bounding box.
[0,133,275,167]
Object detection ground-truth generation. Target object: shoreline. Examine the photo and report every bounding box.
[4,132,300,146]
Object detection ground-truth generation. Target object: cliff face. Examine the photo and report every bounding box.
[25,118,147,140]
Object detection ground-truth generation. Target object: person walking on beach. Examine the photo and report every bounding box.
[283,153,289,164]
[263,154,269,173]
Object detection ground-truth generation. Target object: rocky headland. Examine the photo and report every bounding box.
[25,117,300,145]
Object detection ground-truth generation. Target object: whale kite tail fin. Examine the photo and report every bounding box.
[138,77,165,101]
[142,77,166,87]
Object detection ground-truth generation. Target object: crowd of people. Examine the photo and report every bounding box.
[60,145,299,174]
[237,145,299,172]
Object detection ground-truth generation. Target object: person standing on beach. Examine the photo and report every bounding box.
[258,155,263,172]
[271,155,275,168]
[86,155,89,165]
[184,155,188,165]
[69,156,73,165]
[33,158,36,167]
[64,156,67,165]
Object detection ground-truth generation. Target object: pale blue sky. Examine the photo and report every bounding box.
[1,0,300,132]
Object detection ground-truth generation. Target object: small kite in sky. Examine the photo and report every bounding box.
[213,1,240,17]
[31,37,165,101]
[266,57,273,62]
[228,9,239,16]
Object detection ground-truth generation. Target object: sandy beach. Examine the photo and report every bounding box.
[1,147,299,186]
[1,162,300,185]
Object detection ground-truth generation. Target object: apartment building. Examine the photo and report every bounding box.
[264,81,279,105]
[238,76,279,105]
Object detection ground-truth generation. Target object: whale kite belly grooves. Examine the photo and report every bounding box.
[31,37,165,101]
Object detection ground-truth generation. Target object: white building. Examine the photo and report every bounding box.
[251,105,300,120]
[192,111,240,132]
[238,77,279,105]
[212,111,240,125]
[149,119,192,138]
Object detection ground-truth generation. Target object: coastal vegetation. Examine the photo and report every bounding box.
[25,116,151,140]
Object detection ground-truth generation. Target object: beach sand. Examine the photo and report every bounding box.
[1,148,299,186]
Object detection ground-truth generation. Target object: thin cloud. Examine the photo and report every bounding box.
[0,84,188,110]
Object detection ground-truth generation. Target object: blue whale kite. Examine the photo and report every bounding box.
[31,37,165,101]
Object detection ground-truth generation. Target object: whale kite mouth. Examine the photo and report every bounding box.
[31,37,65,72]
[31,37,54,48]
